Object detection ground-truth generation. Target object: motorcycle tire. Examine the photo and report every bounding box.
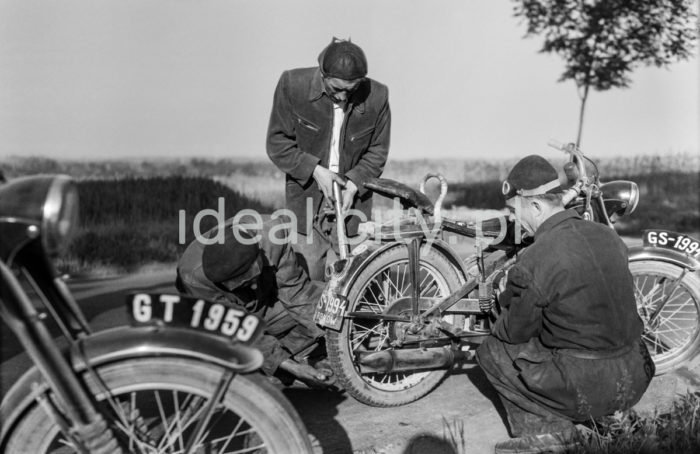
[630,260,700,374]
[3,357,313,454]
[326,245,463,407]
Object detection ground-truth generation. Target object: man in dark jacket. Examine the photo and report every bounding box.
[266,37,391,280]
[477,155,654,454]
[177,217,332,387]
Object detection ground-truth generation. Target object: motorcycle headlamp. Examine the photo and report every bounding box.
[42,176,79,255]
[600,180,639,218]
[0,175,79,258]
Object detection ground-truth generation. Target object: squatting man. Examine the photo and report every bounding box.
[477,155,654,454]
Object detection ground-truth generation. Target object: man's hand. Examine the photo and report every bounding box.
[341,179,358,213]
[313,165,346,203]
[278,358,336,389]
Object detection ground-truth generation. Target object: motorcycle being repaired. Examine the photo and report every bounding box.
[314,142,700,407]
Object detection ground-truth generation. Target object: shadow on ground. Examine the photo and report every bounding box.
[284,387,352,454]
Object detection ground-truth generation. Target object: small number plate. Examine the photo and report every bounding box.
[643,229,700,259]
[126,293,263,344]
[313,287,348,331]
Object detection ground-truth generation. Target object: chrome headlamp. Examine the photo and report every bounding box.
[0,175,79,258]
[600,180,639,218]
[42,176,80,255]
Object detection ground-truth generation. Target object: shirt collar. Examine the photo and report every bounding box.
[535,209,580,240]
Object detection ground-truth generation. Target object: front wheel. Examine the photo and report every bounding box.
[630,260,700,374]
[3,357,312,454]
[326,245,463,407]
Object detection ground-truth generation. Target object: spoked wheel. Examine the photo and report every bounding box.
[3,358,312,454]
[630,260,700,374]
[326,245,462,407]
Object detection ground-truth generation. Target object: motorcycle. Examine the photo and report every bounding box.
[314,142,700,407]
[0,175,313,453]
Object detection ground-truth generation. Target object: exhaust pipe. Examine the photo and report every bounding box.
[357,347,475,374]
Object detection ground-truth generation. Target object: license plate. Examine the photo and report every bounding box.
[643,229,700,259]
[126,293,263,344]
[313,287,348,331]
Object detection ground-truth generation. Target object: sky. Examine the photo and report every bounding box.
[0,0,697,162]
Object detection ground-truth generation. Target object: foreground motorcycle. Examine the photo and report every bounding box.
[314,143,700,407]
[0,175,312,453]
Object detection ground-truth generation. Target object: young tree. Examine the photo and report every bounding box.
[513,0,698,147]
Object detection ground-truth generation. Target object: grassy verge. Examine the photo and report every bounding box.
[438,392,700,454]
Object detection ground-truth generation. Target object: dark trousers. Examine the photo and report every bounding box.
[254,299,320,375]
[476,336,654,437]
[294,216,341,281]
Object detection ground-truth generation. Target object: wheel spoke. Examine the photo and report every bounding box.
[344,255,458,393]
[214,418,246,454]
[350,324,385,351]
[634,267,700,368]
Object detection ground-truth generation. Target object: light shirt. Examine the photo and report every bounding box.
[328,103,345,173]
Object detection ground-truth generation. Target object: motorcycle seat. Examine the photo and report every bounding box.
[364,178,434,215]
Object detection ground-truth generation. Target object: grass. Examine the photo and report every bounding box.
[437,392,700,454]
[568,394,700,453]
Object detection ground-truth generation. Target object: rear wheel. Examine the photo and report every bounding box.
[326,245,463,407]
[3,358,312,453]
[630,260,700,374]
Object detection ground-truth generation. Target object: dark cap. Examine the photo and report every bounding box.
[318,38,367,80]
[202,226,260,286]
[502,155,563,199]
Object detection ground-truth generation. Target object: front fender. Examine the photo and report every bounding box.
[628,245,700,272]
[0,326,263,448]
[71,325,263,372]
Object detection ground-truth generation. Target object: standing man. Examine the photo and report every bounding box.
[477,155,654,454]
[266,37,391,280]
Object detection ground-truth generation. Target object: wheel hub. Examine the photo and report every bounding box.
[383,297,439,343]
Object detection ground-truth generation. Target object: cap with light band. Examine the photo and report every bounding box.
[502,155,563,199]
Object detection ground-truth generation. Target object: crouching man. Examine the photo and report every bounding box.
[177,216,334,388]
[477,155,654,454]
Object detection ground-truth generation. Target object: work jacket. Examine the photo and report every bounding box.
[493,209,642,349]
[266,67,391,235]
[176,217,324,375]
[487,209,653,419]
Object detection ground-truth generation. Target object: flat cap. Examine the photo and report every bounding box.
[318,38,367,80]
[202,226,260,286]
[502,155,563,199]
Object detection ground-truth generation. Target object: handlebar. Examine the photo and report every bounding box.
[547,140,587,182]
[547,140,595,217]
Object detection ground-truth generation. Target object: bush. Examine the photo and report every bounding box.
[61,176,273,273]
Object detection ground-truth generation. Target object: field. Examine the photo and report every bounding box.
[1,152,698,275]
